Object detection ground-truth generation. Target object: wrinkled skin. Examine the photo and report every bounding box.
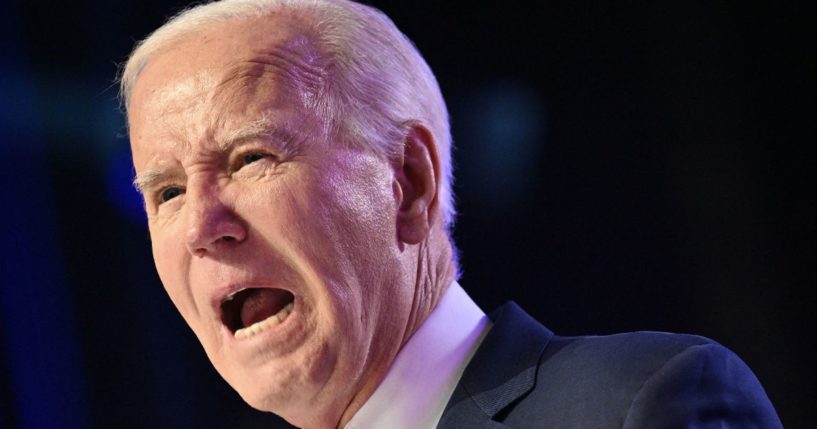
[128,15,452,429]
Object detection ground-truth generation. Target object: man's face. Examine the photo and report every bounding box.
[128,18,414,426]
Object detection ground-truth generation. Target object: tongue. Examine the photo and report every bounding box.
[240,289,291,328]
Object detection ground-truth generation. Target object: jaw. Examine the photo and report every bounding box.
[219,319,361,429]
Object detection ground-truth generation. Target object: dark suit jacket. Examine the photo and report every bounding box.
[439,302,782,428]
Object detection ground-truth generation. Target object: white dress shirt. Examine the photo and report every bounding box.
[345,282,492,429]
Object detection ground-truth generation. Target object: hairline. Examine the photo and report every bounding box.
[120,0,457,234]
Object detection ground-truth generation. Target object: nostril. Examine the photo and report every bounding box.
[221,236,236,242]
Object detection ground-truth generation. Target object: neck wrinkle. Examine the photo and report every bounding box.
[337,230,455,429]
[406,229,455,348]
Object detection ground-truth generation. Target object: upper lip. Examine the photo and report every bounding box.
[211,283,248,318]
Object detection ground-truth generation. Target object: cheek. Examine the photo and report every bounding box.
[149,226,197,321]
[276,158,398,311]
[314,180,396,290]
[315,160,404,323]
[322,159,398,250]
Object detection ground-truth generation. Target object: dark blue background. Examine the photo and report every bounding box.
[1,1,813,427]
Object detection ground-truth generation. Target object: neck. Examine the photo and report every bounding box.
[405,229,457,342]
[336,228,456,428]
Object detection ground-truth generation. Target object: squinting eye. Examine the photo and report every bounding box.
[243,153,266,164]
[159,186,184,203]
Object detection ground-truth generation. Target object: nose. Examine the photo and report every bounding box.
[184,185,246,257]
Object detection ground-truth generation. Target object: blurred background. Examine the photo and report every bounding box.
[1,0,813,427]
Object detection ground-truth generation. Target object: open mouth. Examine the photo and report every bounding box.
[221,288,295,339]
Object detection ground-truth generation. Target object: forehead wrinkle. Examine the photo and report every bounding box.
[257,42,329,101]
[211,40,329,111]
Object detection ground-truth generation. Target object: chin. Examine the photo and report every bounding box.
[222,361,342,428]
[234,382,304,420]
[243,390,338,429]
[233,382,276,412]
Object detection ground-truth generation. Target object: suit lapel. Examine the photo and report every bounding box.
[438,302,553,428]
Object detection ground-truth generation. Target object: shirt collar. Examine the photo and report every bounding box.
[345,281,491,429]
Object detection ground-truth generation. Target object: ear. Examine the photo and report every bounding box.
[393,123,440,245]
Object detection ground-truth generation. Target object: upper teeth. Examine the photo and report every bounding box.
[234,302,294,340]
[224,288,245,302]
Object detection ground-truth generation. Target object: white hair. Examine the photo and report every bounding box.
[120,0,456,231]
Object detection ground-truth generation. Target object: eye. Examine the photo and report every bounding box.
[230,150,278,175]
[159,186,184,203]
[242,153,266,165]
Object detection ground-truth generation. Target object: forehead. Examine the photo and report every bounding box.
[127,15,329,162]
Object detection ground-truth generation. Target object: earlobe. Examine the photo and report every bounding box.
[394,124,440,245]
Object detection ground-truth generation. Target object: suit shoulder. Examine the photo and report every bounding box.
[548,330,717,366]
[622,337,783,428]
[536,331,719,395]
[505,331,781,428]
[503,331,720,426]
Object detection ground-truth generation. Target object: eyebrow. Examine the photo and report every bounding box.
[133,169,170,195]
[219,111,307,156]
[219,114,279,151]
[133,114,298,195]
